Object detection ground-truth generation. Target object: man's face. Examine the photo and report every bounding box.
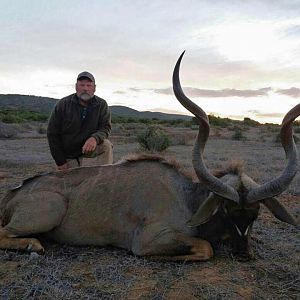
[76,79,96,102]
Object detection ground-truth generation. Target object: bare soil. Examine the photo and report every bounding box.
[0,125,299,299]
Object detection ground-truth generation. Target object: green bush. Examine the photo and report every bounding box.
[232,129,246,141]
[137,126,171,152]
[0,109,48,123]
[208,115,232,127]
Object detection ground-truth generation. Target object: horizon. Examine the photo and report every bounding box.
[0,93,286,125]
[1,1,300,124]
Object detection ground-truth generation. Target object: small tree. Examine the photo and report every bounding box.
[137,126,171,152]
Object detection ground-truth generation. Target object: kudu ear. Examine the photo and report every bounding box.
[187,193,222,227]
[187,174,242,227]
[262,197,299,226]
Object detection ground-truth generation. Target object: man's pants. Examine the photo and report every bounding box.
[67,139,113,168]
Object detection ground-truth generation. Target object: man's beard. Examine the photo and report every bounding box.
[79,93,92,102]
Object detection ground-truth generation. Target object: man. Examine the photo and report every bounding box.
[47,71,113,170]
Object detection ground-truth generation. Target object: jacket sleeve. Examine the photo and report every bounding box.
[47,103,67,166]
[91,100,112,144]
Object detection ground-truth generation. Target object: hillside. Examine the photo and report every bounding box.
[110,105,191,120]
[0,94,191,120]
[0,94,57,114]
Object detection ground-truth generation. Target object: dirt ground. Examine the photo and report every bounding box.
[0,125,299,299]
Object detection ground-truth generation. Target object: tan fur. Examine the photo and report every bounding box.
[0,161,213,260]
[122,153,198,181]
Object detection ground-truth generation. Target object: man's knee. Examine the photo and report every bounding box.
[100,139,113,152]
[98,140,113,164]
[83,139,113,164]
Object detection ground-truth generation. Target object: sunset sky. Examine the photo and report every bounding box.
[1,0,300,123]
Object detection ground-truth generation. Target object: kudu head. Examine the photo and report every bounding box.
[173,51,299,260]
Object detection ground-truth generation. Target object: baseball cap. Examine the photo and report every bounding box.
[77,71,95,82]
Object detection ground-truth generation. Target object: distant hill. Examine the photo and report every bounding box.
[110,105,191,120]
[0,94,57,114]
[0,94,191,120]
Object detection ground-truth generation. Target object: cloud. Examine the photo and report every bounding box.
[283,25,300,37]
[253,112,284,118]
[275,87,300,98]
[153,87,272,98]
[247,110,261,114]
[113,90,126,94]
[226,114,249,120]
[151,107,191,115]
[247,109,283,118]
[110,102,127,106]
[44,84,74,88]
[128,88,142,92]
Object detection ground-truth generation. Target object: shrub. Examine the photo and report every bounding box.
[243,117,260,127]
[137,126,171,152]
[232,129,246,141]
[208,115,232,127]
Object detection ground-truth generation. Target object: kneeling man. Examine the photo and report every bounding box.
[47,71,113,170]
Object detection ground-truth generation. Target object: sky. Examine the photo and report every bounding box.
[1,0,300,124]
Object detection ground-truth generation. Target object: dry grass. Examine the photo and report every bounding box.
[0,123,299,299]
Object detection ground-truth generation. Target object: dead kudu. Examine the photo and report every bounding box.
[0,53,299,261]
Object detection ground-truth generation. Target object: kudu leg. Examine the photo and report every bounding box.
[0,227,44,252]
[131,225,213,261]
[0,192,66,252]
[148,234,213,261]
[161,234,213,261]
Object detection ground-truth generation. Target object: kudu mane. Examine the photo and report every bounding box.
[122,153,243,181]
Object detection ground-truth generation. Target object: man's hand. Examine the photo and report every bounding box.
[82,137,97,154]
[57,163,69,171]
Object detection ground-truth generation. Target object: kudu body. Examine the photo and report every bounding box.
[0,52,299,260]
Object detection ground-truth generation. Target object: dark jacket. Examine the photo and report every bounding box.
[47,93,111,166]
